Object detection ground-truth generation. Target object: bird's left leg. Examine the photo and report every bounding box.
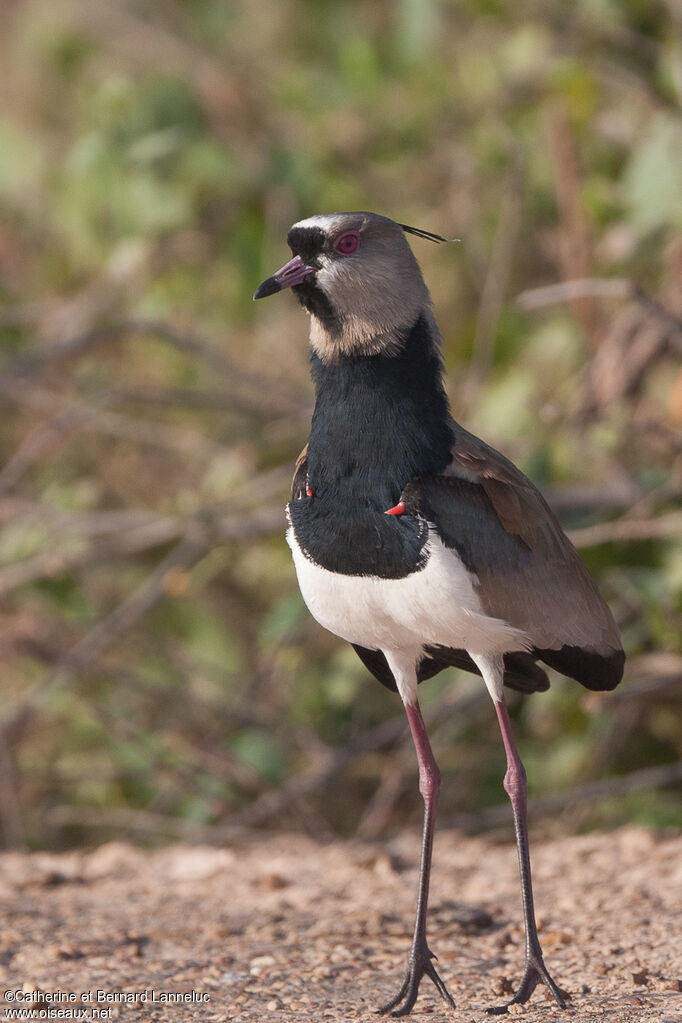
[378,698,455,1017]
[486,696,567,1014]
[468,653,566,1014]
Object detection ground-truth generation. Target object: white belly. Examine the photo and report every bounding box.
[288,523,530,701]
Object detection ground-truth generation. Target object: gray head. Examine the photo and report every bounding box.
[254,212,444,361]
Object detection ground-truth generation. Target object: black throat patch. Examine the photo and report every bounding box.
[286,225,341,335]
[293,278,340,335]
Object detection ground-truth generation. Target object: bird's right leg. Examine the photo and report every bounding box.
[378,699,455,1017]
[470,653,566,1014]
[486,697,567,1014]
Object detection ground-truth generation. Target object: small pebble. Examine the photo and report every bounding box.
[259,873,289,891]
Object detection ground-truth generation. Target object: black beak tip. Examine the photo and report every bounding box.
[253,277,282,301]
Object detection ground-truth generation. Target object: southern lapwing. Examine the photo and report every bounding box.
[254,212,625,1016]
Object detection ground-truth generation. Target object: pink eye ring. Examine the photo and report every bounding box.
[333,231,360,255]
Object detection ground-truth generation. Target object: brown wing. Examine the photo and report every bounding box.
[446,424,559,544]
[291,444,308,500]
[400,422,624,691]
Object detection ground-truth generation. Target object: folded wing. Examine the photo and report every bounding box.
[397,423,624,691]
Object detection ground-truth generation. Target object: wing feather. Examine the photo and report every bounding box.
[291,444,309,501]
[399,422,624,690]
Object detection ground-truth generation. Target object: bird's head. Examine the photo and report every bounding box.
[254,212,446,361]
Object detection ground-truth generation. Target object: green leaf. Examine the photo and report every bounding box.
[623,115,682,233]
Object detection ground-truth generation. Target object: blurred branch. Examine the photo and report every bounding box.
[0,534,212,747]
[567,510,682,548]
[544,480,642,514]
[582,653,682,780]
[0,732,25,849]
[0,532,222,845]
[56,0,239,131]
[591,55,680,114]
[463,159,524,411]
[0,317,306,419]
[0,377,237,466]
[47,804,203,841]
[0,399,112,497]
[455,761,682,832]
[609,653,682,702]
[0,462,290,538]
[102,383,310,424]
[519,277,682,416]
[632,287,682,350]
[209,688,485,842]
[0,301,60,327]
[45,755,682,844]
[621,472,682,520]
[519,278,678,333]
[357,762,407,840]
[517,278,682,349]
[517,278,632,309]
[543,101,602,345]
[0,504,284,598]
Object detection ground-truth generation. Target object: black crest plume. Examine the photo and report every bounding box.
[399,223,454,244]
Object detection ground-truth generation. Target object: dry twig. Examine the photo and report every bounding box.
[0,534,211,747]
[455,760,682,832]
[567,510,682,548]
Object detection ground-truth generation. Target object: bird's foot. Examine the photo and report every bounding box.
[485,954,568,1014]
[378,939,455,1017]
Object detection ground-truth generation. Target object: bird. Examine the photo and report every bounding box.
[253,212,625,1016]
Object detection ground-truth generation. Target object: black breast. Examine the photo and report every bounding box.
[289,498,430,577]
[290,314,453,579]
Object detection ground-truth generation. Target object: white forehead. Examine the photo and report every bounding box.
[290,214,347,233]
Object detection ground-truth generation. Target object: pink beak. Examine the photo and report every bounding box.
[253,254,315,300]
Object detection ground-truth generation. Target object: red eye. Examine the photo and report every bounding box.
[333,231,360,255]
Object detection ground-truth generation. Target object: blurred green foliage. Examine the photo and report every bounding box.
[0,0,680,850]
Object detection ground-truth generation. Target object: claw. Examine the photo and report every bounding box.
[485,957,567,1014]
[378,942,455,1016]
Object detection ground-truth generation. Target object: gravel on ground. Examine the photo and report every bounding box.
[0,826,680,1022]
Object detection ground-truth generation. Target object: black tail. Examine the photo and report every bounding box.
[534,645,625,692]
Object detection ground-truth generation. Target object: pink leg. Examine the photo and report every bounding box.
[486,699,567,1014]
[379,702,455,1016]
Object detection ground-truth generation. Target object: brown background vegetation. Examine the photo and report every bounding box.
[0,0,680,854]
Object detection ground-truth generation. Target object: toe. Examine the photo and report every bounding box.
[485,958,568,1014]
[378,947,455,1015]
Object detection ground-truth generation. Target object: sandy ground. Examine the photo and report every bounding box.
[0,826,680,1023]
